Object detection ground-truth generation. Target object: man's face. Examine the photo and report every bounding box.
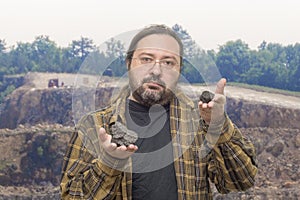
[128,34,181,106]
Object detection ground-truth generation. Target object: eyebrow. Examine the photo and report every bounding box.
[138,52,178,60]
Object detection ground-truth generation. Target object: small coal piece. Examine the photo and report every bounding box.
[110,121,138,146]
[199,90,215,103]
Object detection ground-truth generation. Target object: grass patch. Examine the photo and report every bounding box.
[0,160,9,171]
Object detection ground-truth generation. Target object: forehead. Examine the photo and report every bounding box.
[135,34,180,56]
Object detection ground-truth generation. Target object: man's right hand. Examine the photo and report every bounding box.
[99,127,138,159]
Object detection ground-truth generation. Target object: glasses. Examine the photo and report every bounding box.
[132,56,179,70]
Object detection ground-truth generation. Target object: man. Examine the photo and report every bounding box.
[60,24,257,200]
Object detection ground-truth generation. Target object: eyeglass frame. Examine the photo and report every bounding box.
[131,56,180,70]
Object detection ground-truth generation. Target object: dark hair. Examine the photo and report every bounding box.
[126,24,183,67]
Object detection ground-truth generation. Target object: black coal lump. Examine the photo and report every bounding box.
[199,91,215,103]
[110,121,138,146]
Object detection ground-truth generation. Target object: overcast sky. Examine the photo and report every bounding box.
[1,0,299,50]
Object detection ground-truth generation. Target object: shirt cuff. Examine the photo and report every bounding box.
[93,152,130,176]
[205,114,235,146]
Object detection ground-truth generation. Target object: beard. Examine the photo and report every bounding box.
[129,75,175,107]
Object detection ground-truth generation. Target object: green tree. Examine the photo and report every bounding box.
[31,35,61,72]
[70,37,95,60]
[105,38,125,59]
[258,40,267,51]
[240,50,265,85]
[216,40,251,82]
[10,42,35,73]
[172,24,215,83]
[0,39,6,53]
[103,38,126,77]
[60,47,79,73]
[264,43,289,89]
[0,39,12,74]
[68,37,96,72]
[286,43,300,90]
[172,24,201,59]
[0,85,15,103]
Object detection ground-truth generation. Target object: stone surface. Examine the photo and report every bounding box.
[110,121,138,146]
[0,126,299,199]
[0,73,300,199]
[1,74,300,130]
[199,90,215,103]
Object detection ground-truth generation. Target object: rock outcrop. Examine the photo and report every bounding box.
[0,73,300,199]
[1,84,300,130]
[0,125,299,199]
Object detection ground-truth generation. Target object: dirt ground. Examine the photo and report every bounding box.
[0,72,299,199]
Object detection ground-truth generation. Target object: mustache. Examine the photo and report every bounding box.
[142,75,166,87]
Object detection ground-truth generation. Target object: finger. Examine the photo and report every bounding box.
[117,145,128,151]
[99,127,107,142]
[199,101,206,109]
[99,128,115,150]
[200,111,211,124]
[215,78,226,95]
[106,143,117,152]
[201,103,209,109]
[198,101,203,106]
[127,144,138,152]
[212,94,226,104]
[207,101,214,108]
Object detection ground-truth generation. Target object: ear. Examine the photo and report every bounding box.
[126,59,131,70]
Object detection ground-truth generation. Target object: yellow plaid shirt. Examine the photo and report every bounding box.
[60,86,257,200]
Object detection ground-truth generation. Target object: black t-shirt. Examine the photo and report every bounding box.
[125,99,178,200]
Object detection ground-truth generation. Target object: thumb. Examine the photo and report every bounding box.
[215,78,226,95]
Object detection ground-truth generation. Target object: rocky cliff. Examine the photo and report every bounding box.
[0,73,299,199]
[0,125,299,199]
[1,83,300,130]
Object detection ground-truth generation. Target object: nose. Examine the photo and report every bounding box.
[150,60,162,76]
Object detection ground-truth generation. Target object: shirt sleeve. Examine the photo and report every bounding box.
[205,115,258,194]
[60,115,127,199]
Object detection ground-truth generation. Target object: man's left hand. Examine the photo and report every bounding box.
[198,78,226,124]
